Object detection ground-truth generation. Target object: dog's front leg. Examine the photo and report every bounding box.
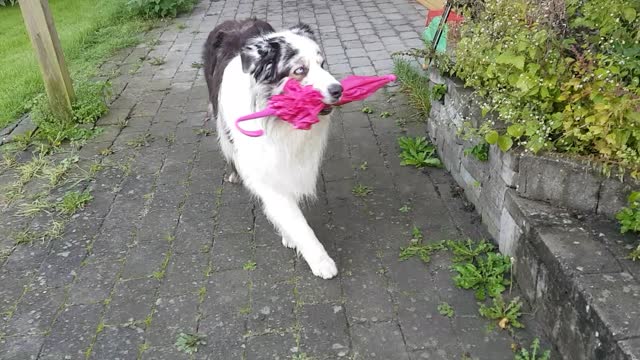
[255,186,337,279]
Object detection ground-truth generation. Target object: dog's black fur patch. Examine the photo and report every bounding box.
[203,18,274,117]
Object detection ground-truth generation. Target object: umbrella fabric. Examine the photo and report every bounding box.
[235,74,396,137]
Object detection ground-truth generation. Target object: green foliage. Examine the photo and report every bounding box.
[628,245,640,261]
[352,183,372,197]
[452,252,511,300]
[243,261,256,271]
[398,136,443,168]
[361,106,374,114]
[616,191,640,234]
[438,302,455,317]
[464,142,489,161]
[175,332,206,355]
[29,80,109,149]
[393,59,432,116]
[515,338,551,360]
[56,190,93,215]
[127,0,196,18]
[478,296,524,330]
[431,84,447,101]
[399,228,447,264]
[0,0,17,6]
[451,0,640,174]
[446,239,495,263]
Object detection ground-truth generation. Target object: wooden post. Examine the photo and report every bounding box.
[19,0,74,121]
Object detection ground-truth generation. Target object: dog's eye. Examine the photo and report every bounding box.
[293,66,306,75]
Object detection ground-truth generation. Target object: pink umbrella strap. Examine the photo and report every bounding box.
[235,108,277,137]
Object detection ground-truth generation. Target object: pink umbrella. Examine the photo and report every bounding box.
[235,74,397,137]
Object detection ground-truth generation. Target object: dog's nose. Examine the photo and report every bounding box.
[328,84,343,99]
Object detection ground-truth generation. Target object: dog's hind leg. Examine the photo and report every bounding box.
[252,185,337,279]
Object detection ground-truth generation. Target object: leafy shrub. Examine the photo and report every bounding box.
[0,0,17,6]
[616,191,640,234]
[446,0,640,175]
[452,252,511,300]
[127,0,195,18]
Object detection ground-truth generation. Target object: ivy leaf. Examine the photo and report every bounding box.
[497,135,513,152]
[485,130,499,145]
[507,124,524,138]
[496,53,525,70]
[623,8,637,22]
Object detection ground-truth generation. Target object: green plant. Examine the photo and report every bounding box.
[616,191,640,234]
[352,183,372,197]
[126,133,153,148]
[464,142,489,162]
[399,204,411,213]
[361,106,374,114]
[628,245,640,261]
[450,0,640,173]
[446,239,495,263]
[431,84,447,101]
[243,261,256,271]
[399,228,447,264]
[478,296,524,330]
[42,156,79,186]
[127,0,195,18]
[393,59,431,116]
[380,111,392,118]
[148,57,166,66]
[398,136,442,168]
[191,62,203,69]
[56,190,93,215]
[0,0,17,6]
[452,252,511,300]
[515,338,551,360]
[175,332,206,355]
[438,302,455,317]
[359,161,368,171]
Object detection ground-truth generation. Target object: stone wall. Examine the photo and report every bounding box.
[425,69,640,360]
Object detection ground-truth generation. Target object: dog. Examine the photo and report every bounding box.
[203,19,343,279]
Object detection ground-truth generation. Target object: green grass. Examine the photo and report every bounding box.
[0,0,152,129]
[393,59,431,117]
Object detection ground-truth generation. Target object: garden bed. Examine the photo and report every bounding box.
[424,68,640,360]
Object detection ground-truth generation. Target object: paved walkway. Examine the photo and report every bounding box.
[0,0,553,359]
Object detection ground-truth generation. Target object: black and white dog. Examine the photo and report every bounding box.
[203,19,343,279]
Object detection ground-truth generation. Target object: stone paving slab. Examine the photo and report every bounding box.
[0,0,558,359]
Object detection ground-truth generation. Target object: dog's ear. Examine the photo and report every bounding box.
[289,23,316,41]
[240,39,281,82]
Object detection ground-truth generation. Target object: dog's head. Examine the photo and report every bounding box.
[240,24,342,112]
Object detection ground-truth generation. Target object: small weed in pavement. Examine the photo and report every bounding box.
[446,239,495,263]
[361,106,374,114]
[629,244,640,261]
[380,111,392,118]
[191,62,203,69]
[478,296,524,330]
[431,84,447,101]
[437,302,454,318]
[175,332,206,355]
[359,161,368,171]
[352,184,372,197]
[243,260,256,271]
[56,190,93,215]
[398,136,442,168]
[149,57,165,66]
[399,227,447,264]
[399,204,411,213]
[515,338,551,360]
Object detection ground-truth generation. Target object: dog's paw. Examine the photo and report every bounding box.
[282,236,296,249]
[225,172,241,184]
[308,255,338,279]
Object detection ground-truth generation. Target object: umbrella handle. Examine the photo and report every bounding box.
[235,108,277,137]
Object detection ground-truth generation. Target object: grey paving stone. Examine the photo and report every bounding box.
[103,278,159,325]
[299,303,350,358]
[245,333,297,360]
[0,334,44,360]
[351,321,410,359]
[39,304,102,360]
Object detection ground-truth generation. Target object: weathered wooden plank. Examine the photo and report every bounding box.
[19,0,75,121]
